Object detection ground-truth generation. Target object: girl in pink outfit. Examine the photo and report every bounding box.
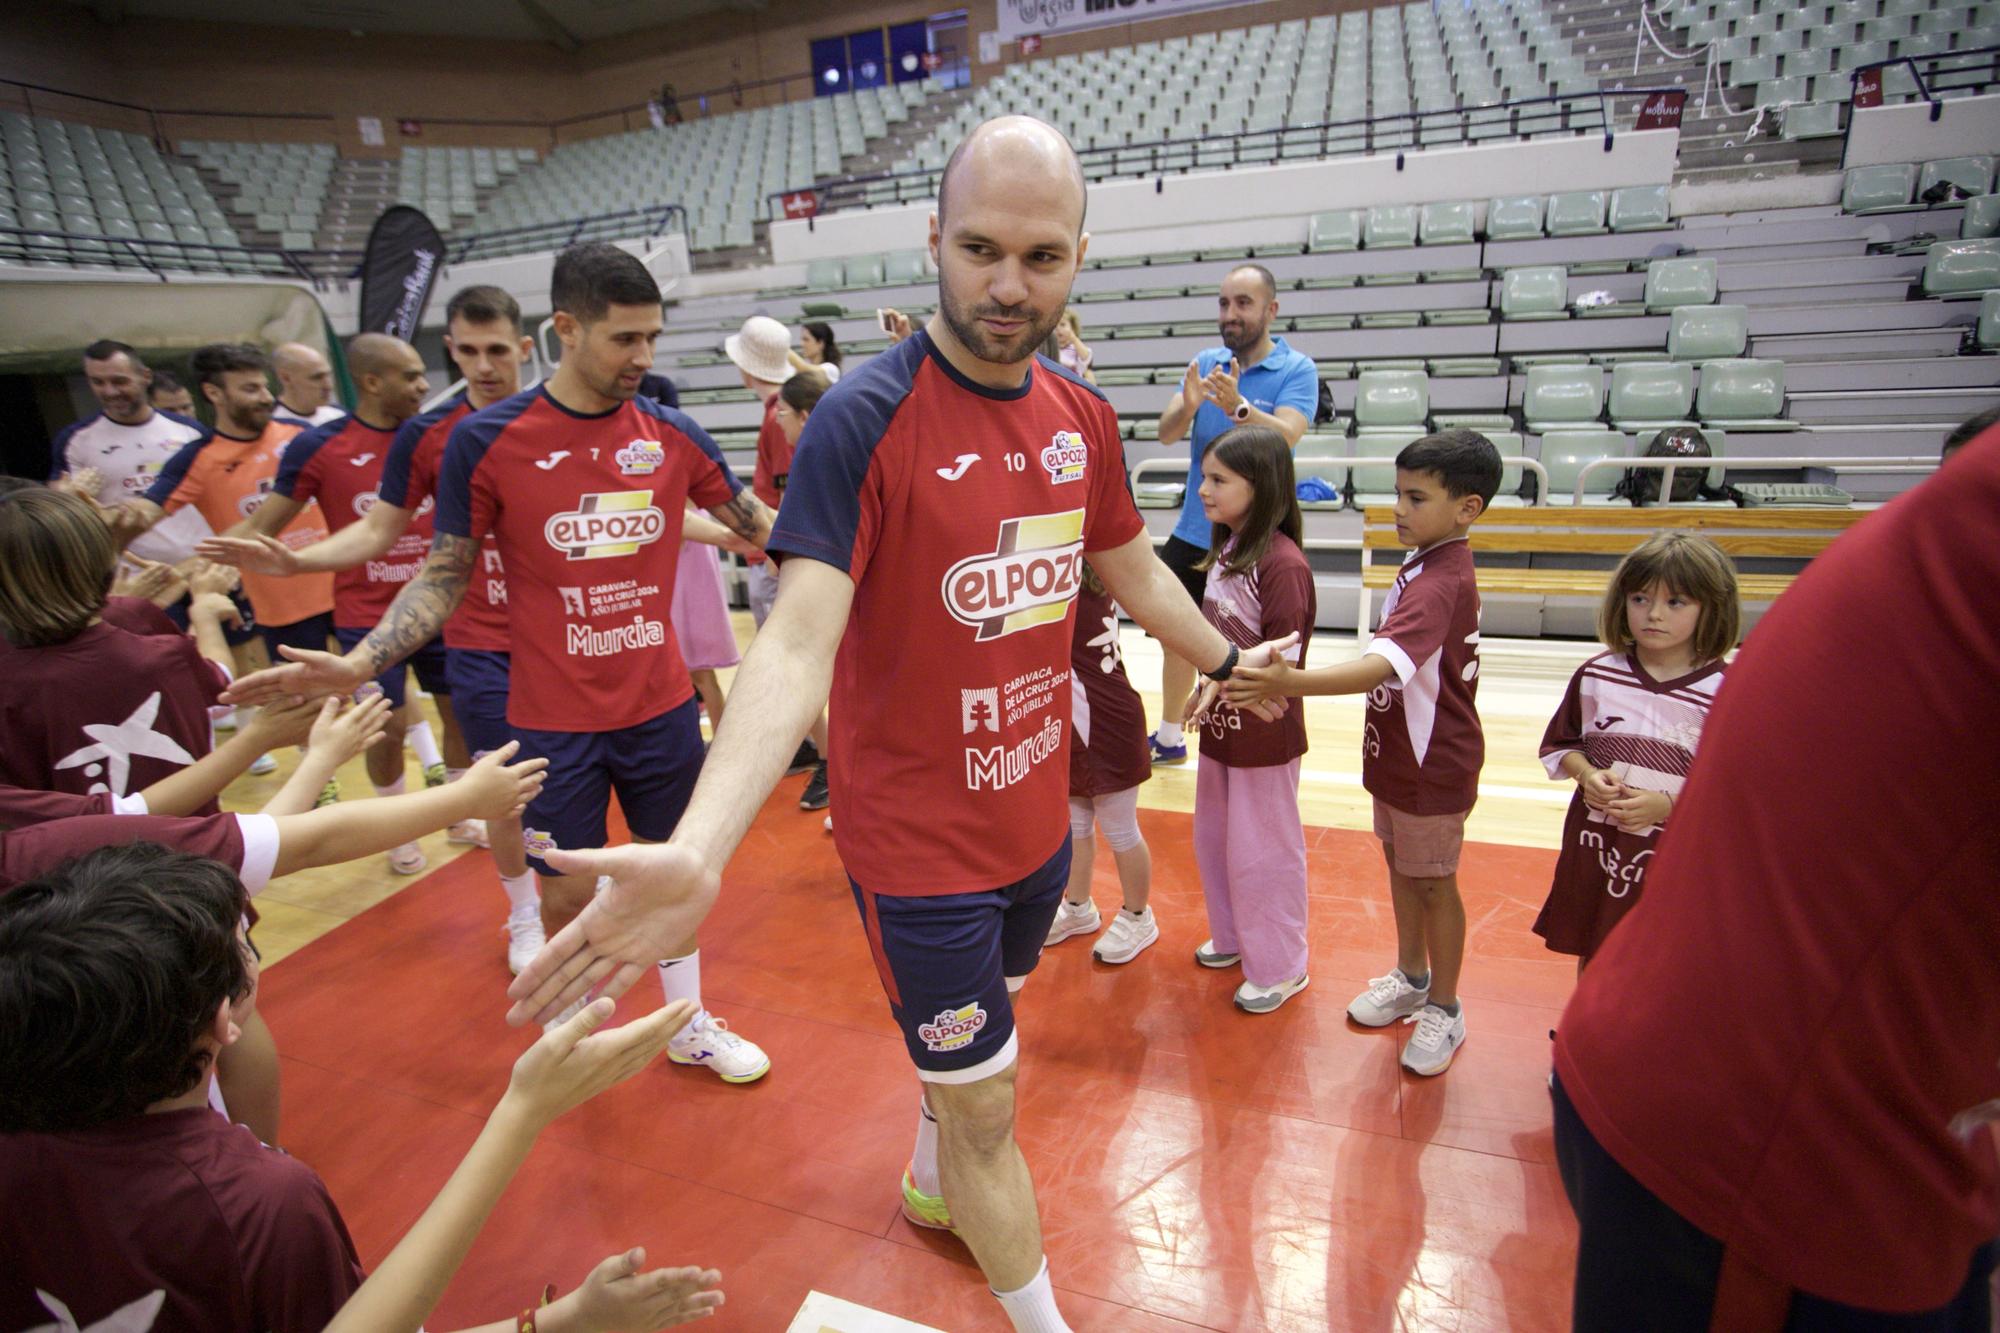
[1188,425,1316,1014]
[670,528,741,732]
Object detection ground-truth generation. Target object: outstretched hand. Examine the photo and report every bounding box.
[504,996,696,1128]
[197,532,302,578]
[568,1247,724,1331]
[304,693,393,765]
[222,644,368,707]
[462,741,549,821]
[507,842,722,1028]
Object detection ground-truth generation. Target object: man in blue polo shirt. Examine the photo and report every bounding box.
[1151,262,1319,761]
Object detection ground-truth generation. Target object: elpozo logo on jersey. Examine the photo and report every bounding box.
[942,509,1084,642]
[615,438,665,476]
[544,491,666,561]
[355,490,434,519]
[1041,430,1087,485]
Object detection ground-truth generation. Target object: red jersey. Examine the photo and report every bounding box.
[1555,430,2000,1310]
[1069,579,1150,798]
[0,782,135,829]
[0,810,277,893]
[1198,533,1314,768]
[0,622,227,811]
[380,394,510,652]
[436,387,741,732]
[273,414,429,629]
[1362,536,1484,815]
[767,334,1145,894]
[746,396,792,566]
[0,1106,365,1331]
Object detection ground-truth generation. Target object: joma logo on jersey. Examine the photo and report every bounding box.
[544,491,666,560]
[918,1002,988,1053]
[942,509,1085,642]
[616,439,665,476]
[1041,430,1087,485]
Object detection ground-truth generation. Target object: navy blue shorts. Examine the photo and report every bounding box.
[444,648,512,759]
[512,697,704,876]
[851,838,1071,1082]
[164,586,259,646]
[333,626,450,710]
[259,610,334,666]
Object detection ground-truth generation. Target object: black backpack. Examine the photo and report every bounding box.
[1315,377,1336,426]
[1613,427,1731,505]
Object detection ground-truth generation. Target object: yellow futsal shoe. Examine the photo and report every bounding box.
[900,1165,955,1233]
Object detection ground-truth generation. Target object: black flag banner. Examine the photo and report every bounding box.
[357,205,445,343]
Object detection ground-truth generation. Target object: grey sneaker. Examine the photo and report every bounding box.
[1234,974,1309,1013]
[1348,968,1430,1027]
[1093,907,1158,964]
[1400,1002,1467,1076]
[1194,938,1242,968]
[1045,898,1100,946]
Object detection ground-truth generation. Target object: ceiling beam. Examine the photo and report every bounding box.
[510,0,580,51]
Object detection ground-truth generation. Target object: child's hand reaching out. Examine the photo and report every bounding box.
[242,694,338,752]
[463,740,549,821]
[566,1247,725,1331]
[309,693,394,765]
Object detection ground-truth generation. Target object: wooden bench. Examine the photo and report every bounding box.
[1355,504,1872,638]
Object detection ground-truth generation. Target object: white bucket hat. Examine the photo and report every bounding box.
[723,315,797,384]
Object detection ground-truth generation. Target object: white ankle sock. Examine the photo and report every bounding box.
[408,720,443,771]
[657,949,701,1009]
[500,871,540,911]
[1156,721,1183,747]
[372,775,406,799]
[911,1097,941,1195]
[993,1257,1070,1333]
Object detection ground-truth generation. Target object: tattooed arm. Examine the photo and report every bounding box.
[705,489,775,550]
[219,532,477,706]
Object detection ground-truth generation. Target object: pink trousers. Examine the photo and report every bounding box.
[1193,756,1309,987]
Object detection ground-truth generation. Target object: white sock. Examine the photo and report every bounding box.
[657,949,702,1010]
[499,871,539,911]
[408,720,443,771]
[1156,721,1184,746]
[372,774,406,799]
[911,1096,941,1196]
[993,1257,1070,1333]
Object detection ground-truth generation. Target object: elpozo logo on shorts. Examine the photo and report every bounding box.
[544,491,666,560]
[942,509,1084,642]
[918,1002,988,1053]
[1041,430,1086,485]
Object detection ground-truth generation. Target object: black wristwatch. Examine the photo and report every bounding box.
[1203,643,1239,681]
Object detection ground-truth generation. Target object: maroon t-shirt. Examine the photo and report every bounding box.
[746,395,791,565]
[1555,429,2000,1310]
[0,811,277,893]
[1362,536,1483,815]
[0,783,129,830]
[0,1107,366,1331]
[101,594,183,638]
[1198,532,1314,768]
[0,622,226,812]
[1069,580,1151,798]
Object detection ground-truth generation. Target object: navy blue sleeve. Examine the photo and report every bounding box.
[638,372,681,409]
[437,395,532,540]
[47,415,94,479]
[766,336,922,575]
[379,410,439,510]
[272,422,333,500]
[145,432,211,506]
[635,398,742,506]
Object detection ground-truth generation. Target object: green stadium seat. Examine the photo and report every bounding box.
[1920,155,1997,199]
[1485,195,1544,240]
[1645,257,1718,311]
[1354,368,1429,433]
[1610,361,1696,430]
[1307,209,1363,252]
[1964,196,2000,239]
[1668,304,1749,360]
[1501,265,1568,319]
[1365,204,1418,249]
[1419,200,1477,245]
[1524,363,1606,432]
[844,253,887,287]
[1609,185,1671,232]
[1350,432,1427,503]
[1539,430,1631,500]
[1842,163,1917,212]
[1546,190,1609,237]
[1922,239,2000,296]
[799,300,845,318]
[883,250,927,282]
[1784,102,1843,140]
[805,258,844,290]
[1979,291,1999,349]
[1697,358,1792,427]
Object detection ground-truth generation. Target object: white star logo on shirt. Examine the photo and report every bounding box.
[27,1288,165,1332]
[1088,613,1122,673]
[53,692,195,797]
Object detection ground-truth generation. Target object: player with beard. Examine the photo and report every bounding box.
[1148,264,1318,765]
[502,117,1298,1332]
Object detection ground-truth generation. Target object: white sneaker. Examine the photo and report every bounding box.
[1044,898,1100,946]
[1400,1002,1466,1076]
[1093,907,1159,964]
[667,1010,771,1084]
[823,815,833,833]
[1194,939,1242,969]
[1234,974,1309,1013]
[505,902,545,975]
[388,841,427,875]
[247,752,277,776]
[1348,968,1430,1027]
[447,819,489,847]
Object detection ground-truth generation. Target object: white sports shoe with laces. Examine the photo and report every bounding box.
[1400,1002,1466,1076]
[1348,968,1430,1027]
[668,1010,771,1084]
[504,902,545,975]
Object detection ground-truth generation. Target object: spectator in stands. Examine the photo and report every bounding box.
[148,369,197,417]
[789,320,843,383]
[1941,404,2000,463]
[271,341,344,428]
[1055,308,1095,384]
[1150,262,1318,765]
[1550,425,2000,1328]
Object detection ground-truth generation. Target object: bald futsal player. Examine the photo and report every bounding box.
[271,342,344,429]
[506,117,1298,1332]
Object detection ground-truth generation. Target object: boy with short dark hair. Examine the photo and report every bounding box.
[1212,428,1502,1075]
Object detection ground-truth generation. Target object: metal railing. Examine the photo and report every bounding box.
[769,88,1683,221]
[1131,454,1554,507]
[1848,45,2000,122]
[1571,453,1940,504]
